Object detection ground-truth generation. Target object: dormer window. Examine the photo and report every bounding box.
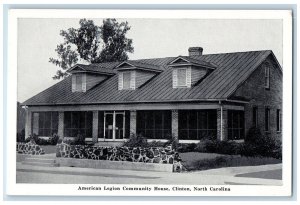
[68,64,115,93]
[169,56,216,89]
[115,61,161,90]
[173,67,191,88]
[177,68,187,86]
[72,74,86,92]
[118,71,135,90]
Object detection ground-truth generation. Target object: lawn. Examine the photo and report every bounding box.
[179,152,282,171]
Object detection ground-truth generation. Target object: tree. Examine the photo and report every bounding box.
[49,18,134,79]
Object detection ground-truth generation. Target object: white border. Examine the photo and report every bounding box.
[6,9,293,196]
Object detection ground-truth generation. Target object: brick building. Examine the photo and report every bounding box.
[22,47,282,145]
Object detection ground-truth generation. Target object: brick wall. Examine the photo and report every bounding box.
[92,111,99,143]
[217,108,228,141]
[58,112,64,139]
[171,110,179,141]
[130,110,137,136]
[231,55,282,140]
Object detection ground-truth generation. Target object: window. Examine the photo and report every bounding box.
[228,110,245,140]
[252,107,258,127]
[178,110,217,140]
[119,71,135,90]
[32,112,58,136]
[75,75,82,91]
[277,109,282,132]
[123,72,131,89]
[264,64,270,89]
[137,111,171,139]
[177,68,187,86]
[64,111,93,138]
[265,108,270,132]
[72,74,86,92]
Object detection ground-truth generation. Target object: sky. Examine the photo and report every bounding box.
[17,18,283,102]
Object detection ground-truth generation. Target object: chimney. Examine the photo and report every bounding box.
[188,47,203,56]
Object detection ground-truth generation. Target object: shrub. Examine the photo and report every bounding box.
[123,133,149,147]
[31,133,60,145]
[16,129,25,142]
[241,127,282,159]
[194,139,241,155]
[148,140,165,148]
[177,143,197,152]
[164,136,179,150]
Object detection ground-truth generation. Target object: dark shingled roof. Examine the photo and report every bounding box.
[23,50,273,106]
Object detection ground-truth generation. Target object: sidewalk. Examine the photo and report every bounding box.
[16,162,282,185]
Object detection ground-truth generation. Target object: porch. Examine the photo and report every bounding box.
[24,102,245,144]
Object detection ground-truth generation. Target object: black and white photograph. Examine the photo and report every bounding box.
[5,9,293,197]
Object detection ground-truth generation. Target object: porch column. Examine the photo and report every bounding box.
[24,109,32,139]
[58,111,64,139]
[217,107,228,141]
[92,111,99,143]
[130,110,137,136]
[171,110,179,141]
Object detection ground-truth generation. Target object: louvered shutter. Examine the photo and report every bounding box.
[173,69,178,88]
[72,75,76,92]
[118,73,123,90]
[130,71,136,90]
[82,74,86,92]
[186,67,192,88]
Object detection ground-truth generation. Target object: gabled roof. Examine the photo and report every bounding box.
[168,56,216,69]
[115,60,163,72]
[68,64,116,75]
[23,50,276,106]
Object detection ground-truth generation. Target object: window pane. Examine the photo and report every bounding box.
[44,112,51,129]
[207,110,217,129]
[123,72,131,89]
[188,112,197,129]
[265,108,270,131]
[177,68,186,86]
[75,75,82,91]
[228,110,245,140]
[52,112,58,130]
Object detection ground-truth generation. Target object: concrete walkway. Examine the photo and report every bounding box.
[16,162,282,185]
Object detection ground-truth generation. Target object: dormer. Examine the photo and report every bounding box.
[169,53,216,88]
[68,64,115,92]
[115,61,162,90]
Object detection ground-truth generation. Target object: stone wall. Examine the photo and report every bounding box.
[56,143,182,171]
[16,142,45,155]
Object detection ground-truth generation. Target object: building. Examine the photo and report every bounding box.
[22,47,282,145]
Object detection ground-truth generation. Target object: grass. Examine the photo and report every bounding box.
[179,152,282,171]
[40,145,57,154]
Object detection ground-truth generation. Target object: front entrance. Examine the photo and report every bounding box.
[104,111,125,140]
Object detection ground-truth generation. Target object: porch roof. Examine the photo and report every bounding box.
[23,50,273,106]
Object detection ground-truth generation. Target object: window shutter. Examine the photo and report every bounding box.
[173,69,177,88]
[82,74,86,92]
[72,75,76,92]
[130,71,136,90]
[186,67,192,87]
[118,73,123,90]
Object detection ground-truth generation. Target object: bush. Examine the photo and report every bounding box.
[164,136,179,151]
[177,143,197,152]
[16,129,25,142]
[241,127,282,159]
[31,133,60,145]
[194,139,241,155]
[123,133,149,147]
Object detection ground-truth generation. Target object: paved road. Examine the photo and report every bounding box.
[16,163,282,185]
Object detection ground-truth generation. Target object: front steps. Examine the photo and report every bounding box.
[22,155,59,167]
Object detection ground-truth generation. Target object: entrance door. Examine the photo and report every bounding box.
[104,111,125,140]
